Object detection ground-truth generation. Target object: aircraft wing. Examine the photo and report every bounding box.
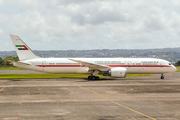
[68,58,110,71]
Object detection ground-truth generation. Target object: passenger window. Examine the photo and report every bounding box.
[169,63,171,65]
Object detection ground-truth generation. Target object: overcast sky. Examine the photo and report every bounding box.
[0,0,180,51]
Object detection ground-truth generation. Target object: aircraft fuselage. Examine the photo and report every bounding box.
[15,58,176,74]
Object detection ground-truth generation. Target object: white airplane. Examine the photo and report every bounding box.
[9,34,177,80]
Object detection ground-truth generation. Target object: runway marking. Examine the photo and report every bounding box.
[64,88,74,93]
[0,86,5,92]
[4,117,18,120]
[78,85,156,120]
[106,91,117,93]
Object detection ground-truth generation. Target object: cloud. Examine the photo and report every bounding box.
[0,28,3,34]
[0,0,4,5]
[0,0,180,51]
[52,0,92,6]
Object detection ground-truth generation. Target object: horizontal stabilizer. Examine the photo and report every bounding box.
[9,61,31,66]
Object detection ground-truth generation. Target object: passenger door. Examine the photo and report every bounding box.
[42,61,46,71]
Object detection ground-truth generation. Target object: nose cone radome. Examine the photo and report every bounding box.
[173,65,177,72]
[169,65,177,73]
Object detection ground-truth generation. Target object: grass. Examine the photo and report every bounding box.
[127,74,152,77]
[0,74,89,79]
[175,66,180,72]
[176,66,180,69]
[0,67,25,70]
[0,67,152,79]
[0,74,152,79]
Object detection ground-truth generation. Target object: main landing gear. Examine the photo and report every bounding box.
[88,70,100,80]
[88,76,100,80]
[161,73,164,79]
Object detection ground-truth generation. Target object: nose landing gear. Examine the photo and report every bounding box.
[161,73,164,79]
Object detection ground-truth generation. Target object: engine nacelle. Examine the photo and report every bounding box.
[109,67,127,78]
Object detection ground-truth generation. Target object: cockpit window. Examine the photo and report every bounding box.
[169,63,172,65]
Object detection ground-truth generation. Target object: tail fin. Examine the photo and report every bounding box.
[9,34,40,61]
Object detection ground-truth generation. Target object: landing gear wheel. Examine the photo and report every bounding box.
[161,73,164,79]
[88,75,100,80]
[95,76,100,80]
[91,76,96,80]
[88,76,92,80]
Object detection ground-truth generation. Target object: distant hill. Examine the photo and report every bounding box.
[1,48,180,62]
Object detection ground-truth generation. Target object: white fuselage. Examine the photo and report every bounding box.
[15,58,177,74]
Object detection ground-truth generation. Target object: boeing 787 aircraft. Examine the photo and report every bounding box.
[9,34,177,80]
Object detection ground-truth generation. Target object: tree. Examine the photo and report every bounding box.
[3,56,19,67]
[13,56,19,61]
[0,57,3,67]
[175,61,180,66]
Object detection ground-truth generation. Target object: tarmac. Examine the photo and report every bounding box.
[0,70,180,120]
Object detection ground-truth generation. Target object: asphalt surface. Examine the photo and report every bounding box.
[0,71,180,120]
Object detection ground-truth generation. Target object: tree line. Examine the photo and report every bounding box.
[0,56,19,67]
[175,61,180,66]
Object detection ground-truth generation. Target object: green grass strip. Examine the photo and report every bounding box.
[0,74,152,79]
[127,74,152,77]
[0,67,25,70]
[175,66,180,69]
[175,66,180,72]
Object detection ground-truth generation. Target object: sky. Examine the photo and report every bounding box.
[0,0,180,51]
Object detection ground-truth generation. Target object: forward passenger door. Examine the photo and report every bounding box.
[42,61,46,71]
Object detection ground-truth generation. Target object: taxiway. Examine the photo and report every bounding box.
[0,72,180,120]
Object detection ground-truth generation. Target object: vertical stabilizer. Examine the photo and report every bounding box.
[9,34,40,61]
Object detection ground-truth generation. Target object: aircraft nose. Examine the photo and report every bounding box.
[173,65,177,72]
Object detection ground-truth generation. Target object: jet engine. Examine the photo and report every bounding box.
[108,67,127,78]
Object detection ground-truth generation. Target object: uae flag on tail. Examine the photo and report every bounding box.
[16,45,29,50]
